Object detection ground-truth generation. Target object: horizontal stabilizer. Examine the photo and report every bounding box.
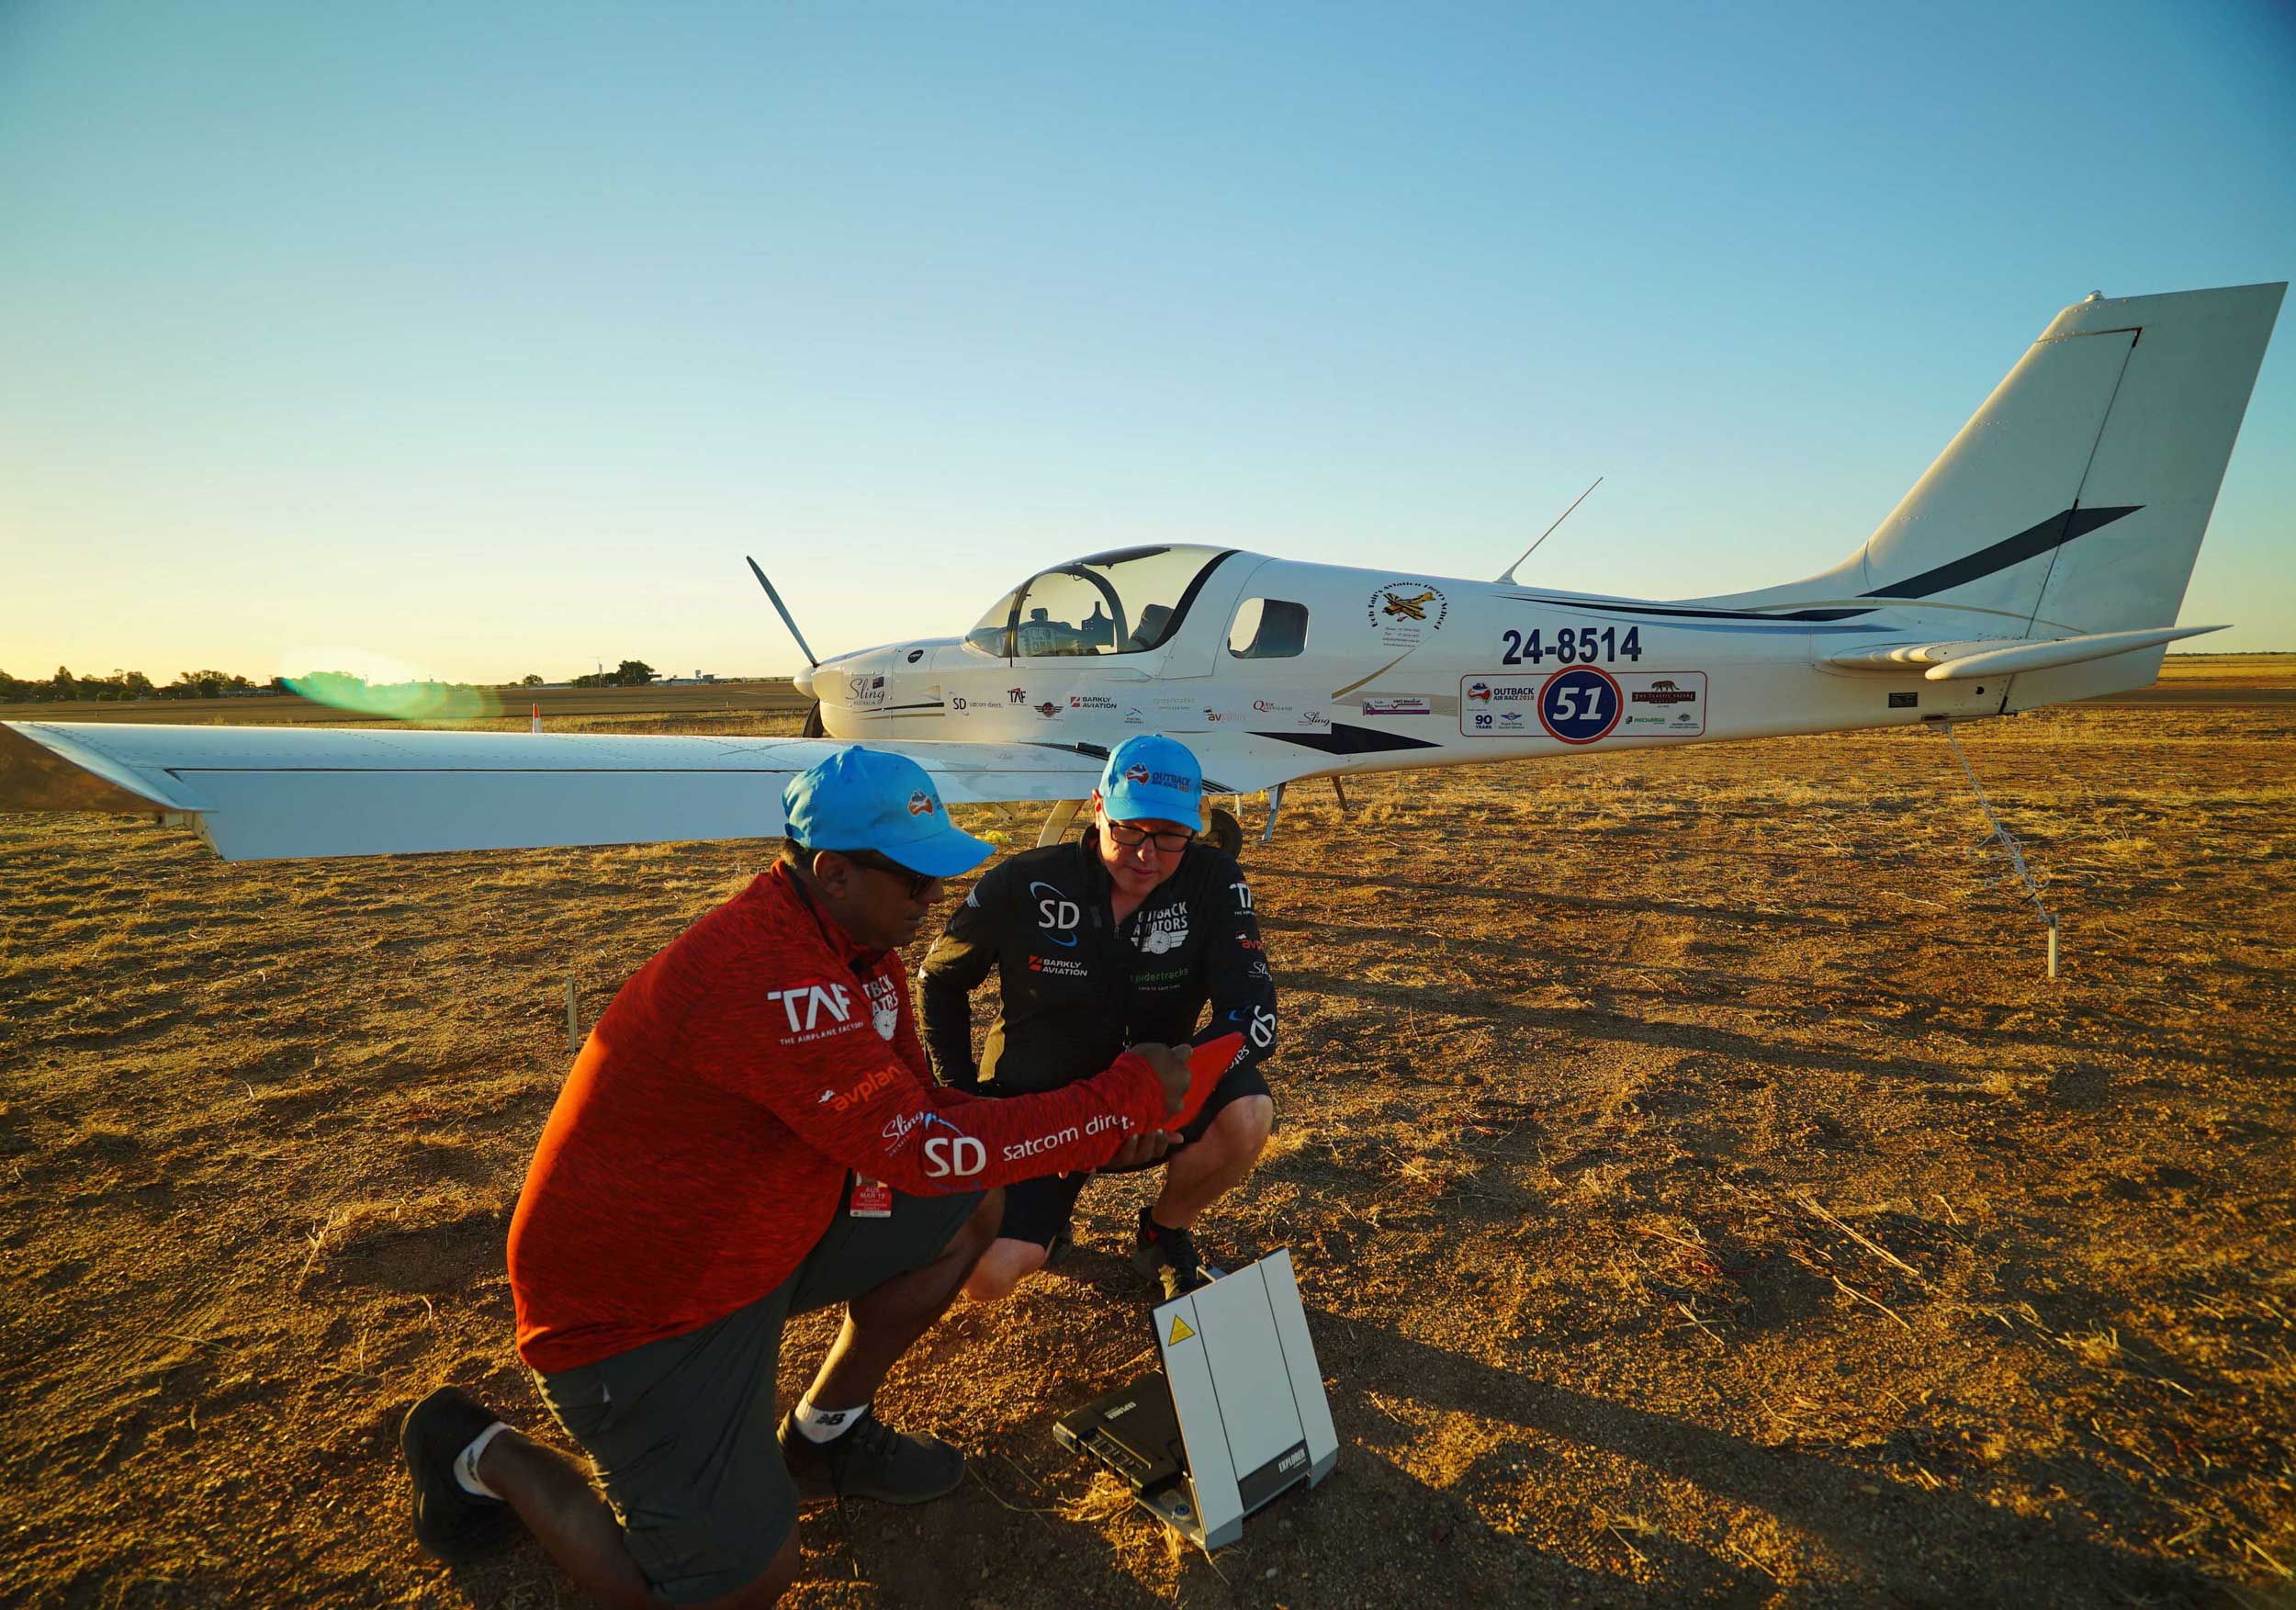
[0,721,1337,861]
[1824,624,2223,681]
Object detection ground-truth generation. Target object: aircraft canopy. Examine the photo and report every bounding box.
[966,546,1239,659]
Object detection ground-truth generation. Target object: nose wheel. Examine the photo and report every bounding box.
[1205,806,1244,859]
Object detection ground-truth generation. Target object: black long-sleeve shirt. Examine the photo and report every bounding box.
[918,831,1278,1096]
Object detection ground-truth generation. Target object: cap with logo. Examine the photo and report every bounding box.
[1097,734,1203,827]
[782,747,996,879]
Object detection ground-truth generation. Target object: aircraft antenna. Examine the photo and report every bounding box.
[1497,476,1602,584]
[746,557,820,668]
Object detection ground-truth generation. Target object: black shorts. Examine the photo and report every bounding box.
[993,1059,1270,1250]
[530,1178,984,1604]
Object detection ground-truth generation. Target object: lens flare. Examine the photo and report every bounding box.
[279,649,501,723]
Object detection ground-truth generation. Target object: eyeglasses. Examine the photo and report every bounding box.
[1105,820,1196,854]
[818,849,939,899]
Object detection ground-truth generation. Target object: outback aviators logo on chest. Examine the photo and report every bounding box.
[1133,903,1190,956]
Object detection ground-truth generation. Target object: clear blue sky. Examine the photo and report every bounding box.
[3,0,2290,683]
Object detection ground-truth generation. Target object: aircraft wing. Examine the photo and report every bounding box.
[0,720,1335,861]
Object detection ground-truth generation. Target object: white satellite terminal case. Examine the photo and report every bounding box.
[1055,1247,1338,1550]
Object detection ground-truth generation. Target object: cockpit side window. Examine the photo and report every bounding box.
[1228,599,1309,659]
[969,546,1238,659]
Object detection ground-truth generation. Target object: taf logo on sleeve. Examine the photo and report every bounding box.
[766,981,858,1041]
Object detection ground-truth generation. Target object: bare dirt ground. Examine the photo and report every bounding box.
[3,659,2290,1608]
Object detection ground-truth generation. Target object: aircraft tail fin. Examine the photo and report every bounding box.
[1856,284,2279,639]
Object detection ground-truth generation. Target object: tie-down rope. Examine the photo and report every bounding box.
[1937,720,2060,979]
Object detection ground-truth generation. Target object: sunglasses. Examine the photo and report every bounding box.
[1104,819,1196,854]
[818,849,939,899]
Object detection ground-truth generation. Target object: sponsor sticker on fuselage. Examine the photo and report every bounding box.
[1367,582,1449,647]
[1458,671,1706,740]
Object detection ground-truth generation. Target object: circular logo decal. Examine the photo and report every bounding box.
[1537,666,1624,745]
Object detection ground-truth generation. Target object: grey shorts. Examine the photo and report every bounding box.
[531,1179,985,1604]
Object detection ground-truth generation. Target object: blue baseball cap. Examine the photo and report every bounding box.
[1097,734,1203,827]
[782,747,996,878]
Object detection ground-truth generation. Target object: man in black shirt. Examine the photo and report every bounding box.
[919,735,1278,1300]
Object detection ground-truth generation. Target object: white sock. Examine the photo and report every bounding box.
[793,1397,867,1444]
[453,1422,512,1499]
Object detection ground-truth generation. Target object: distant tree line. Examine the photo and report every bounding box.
[1,659,661,703]
[0,667,281,703]
[569,660,658,689]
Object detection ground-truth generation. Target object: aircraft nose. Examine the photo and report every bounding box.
[793,663,816,700]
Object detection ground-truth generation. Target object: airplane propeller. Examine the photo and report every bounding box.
[746,557,827,737]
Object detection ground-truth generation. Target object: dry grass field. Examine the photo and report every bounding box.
[2,659,2290,1608]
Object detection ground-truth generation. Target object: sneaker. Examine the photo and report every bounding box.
[400,1387,515,1562]
[1131,1207,1223,1300]
[777,1407,965,1505]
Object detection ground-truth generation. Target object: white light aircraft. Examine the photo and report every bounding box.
[1,283,2281,861]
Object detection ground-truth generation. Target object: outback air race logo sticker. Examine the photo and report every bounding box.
[1367,581,1449,647]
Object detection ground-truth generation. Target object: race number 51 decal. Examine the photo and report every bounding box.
[1538,665,1623,744]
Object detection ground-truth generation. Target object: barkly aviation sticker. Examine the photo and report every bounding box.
[1460,671,1706,741]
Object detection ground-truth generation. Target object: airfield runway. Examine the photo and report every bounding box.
[0,658,2290,1606]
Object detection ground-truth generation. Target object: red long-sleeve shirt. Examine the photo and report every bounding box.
[508,861,1179,1372]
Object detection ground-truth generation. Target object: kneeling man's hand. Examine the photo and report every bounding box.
[1106,1129,1180,1169]
[1131,1041,1192,1118]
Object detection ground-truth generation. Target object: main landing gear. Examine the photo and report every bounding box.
[1205,807,1244,859]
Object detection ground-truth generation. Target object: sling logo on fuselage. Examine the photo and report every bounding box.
[768,983,852,1036]
[1030,881,1080,947]
[923,1133,987,1178]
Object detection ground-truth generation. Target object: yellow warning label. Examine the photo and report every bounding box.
[1167,1315,1196,1345]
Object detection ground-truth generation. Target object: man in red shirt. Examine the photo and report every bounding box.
[400,747,1232,1607]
